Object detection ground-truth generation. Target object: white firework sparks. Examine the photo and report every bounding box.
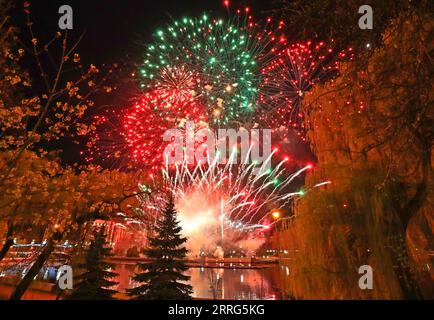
[131,147,330,254]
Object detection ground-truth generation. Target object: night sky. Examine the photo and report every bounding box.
[13,0,274,65]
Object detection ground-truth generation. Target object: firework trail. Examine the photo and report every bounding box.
[132,147,330,254]
[163,147,329,230]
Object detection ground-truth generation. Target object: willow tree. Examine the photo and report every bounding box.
[284,10,433,299]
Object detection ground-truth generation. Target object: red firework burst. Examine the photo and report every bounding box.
[123,90,207,170]
[257,41,353,137]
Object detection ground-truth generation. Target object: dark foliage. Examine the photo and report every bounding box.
[67,227,118,300]
[128,197,193,300]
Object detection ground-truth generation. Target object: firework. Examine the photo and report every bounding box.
[152,65,201,105]
[123,91,207,170]
[139,12,286,126]
[86,89,208,170]
[257,41,352,134]
[84,110,133,169]
[136,147,329,254]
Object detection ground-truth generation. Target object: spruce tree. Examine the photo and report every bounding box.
[67,227,119,300]
[128,197,193,299]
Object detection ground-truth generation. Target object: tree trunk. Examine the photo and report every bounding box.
[401,144,431,230]
[0,220,14,262]
[394,244,422,299]
[9,239,54,300]
[387,225,422,300]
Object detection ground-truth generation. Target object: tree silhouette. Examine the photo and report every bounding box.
[128,197,193,299]
[67,227,118,300]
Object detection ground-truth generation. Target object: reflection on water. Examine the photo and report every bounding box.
[0,259,294,299]
[113,264,286,300]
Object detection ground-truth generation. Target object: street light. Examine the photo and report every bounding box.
[272,211,281,219]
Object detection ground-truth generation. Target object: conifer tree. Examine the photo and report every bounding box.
[67,227,118,300]
[128,197,193,299]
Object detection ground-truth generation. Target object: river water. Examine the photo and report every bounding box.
[0,257,293,300]
[113,262,292,300]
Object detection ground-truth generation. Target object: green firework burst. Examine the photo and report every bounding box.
[139,13,282,126]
